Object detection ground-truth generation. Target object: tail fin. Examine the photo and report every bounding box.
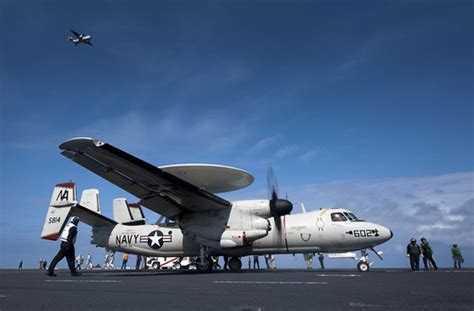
[113,199,146,225]
[41,183,117,240]
[41,182,77,240]
[80,189,101,214]
[73,188,116,227]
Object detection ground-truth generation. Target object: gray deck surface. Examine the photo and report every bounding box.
[1,268,473,310]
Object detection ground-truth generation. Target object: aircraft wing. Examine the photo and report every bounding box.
[70,29,80,38]
[59,137,231,219]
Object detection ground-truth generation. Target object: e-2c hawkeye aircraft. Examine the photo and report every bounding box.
[67,29,92,46]
[41,137,393,272]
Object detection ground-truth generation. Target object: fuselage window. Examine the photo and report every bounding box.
[331,213,348,222]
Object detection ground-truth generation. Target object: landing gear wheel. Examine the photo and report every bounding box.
[228,257,242,272]
[357,261,369,272]
[152,262,160,270]
[196,256,213,273]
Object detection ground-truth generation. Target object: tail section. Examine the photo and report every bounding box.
[80,189,101,214]
[41,183,116,240]
[41,183,77,240]
[113,199,146,225]
[74,189,116,227]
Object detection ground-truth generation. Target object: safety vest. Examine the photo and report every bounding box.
[60,223,77,243]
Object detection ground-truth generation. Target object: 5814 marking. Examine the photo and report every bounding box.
[48,217,61,224]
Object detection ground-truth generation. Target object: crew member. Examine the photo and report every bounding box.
[451,244,463,269]
[121,253,129,270]
[223,256,229,270]
[264,254,271,269]
[47,216,81,277]
[253,255,260,269]
[75,254,84,270]
[420,237,438,271]
[212,256,221,269]
[269,254,276,269]
[303,253,313,269]
[406,238,422,271]
[86,253,93,270]
[318,253,325,269]
[136,255,142,270]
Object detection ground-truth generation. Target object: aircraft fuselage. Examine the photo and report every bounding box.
[93,208,392,257]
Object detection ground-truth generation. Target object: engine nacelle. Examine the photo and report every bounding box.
[232,199,293,219]
[233,200,272,218]
[220,229,268,248]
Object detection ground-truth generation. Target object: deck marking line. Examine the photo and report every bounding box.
[45,279,121,283]
[213,281,327,285]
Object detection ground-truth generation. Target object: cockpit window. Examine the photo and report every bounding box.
[349,213,358,220]
[331,212,347,222]
[343,212,354,220]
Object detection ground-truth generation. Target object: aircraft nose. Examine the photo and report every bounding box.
[379,226,393,242]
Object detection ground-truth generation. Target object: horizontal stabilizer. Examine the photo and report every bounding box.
[71,204,117,227]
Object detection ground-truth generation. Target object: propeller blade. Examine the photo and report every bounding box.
[267,167,293,233]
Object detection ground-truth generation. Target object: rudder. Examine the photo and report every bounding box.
[41,182,77,240]
[113,198,145,225]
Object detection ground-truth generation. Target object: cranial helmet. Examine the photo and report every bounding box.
[71,216,80,224]
[410,238,416,242]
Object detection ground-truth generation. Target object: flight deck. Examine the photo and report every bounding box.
[0,268,473,310]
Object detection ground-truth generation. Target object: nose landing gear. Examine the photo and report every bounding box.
[357,261,370,272]
[356,247,383,272]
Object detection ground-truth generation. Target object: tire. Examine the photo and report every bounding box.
[152,262,160,270]
[196,257,213,273]
[357,261,369,272]
[228,257,242,272]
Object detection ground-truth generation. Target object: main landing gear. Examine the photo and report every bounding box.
[196,246,213,273]
[228,257,242,272]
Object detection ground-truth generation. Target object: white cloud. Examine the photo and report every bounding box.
[249,135,282,153]
[287,172,474,247]
[298,149,318,162]
[276,144,299,158]
[69,111,251,159]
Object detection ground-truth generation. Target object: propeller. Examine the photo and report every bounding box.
[267,168,293,232]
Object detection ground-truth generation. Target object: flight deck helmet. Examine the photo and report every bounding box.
[71,216,80,225]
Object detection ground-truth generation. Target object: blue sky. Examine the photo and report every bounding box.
[1,0,472,269]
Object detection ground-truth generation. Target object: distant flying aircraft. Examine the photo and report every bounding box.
[41,137,393,272]
[68,29,92,46]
